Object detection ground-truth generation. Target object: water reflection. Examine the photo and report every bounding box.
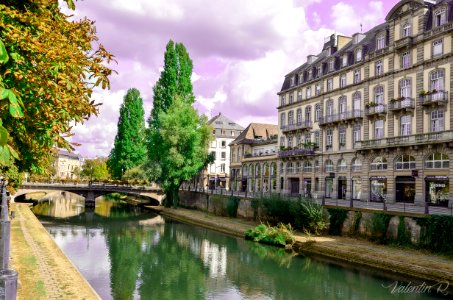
[34,196,447,300]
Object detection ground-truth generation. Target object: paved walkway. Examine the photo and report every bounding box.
[10,204,100,300]
[155,206,453,287]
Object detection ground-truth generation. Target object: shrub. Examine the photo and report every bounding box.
[418,215,453,256]
[369,213,392,242]
[327,208,348,235]
[245,223,295,247]
[295,199,328,234]
[226,196,240,217]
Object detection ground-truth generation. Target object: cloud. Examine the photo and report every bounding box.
[331,1,385,34]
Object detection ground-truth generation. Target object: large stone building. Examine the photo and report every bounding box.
[229,123,279,193]
[277,0,453,207]
[202,113,244,190]
[54,149,83,179]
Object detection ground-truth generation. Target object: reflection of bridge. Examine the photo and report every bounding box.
[15,183,165,206]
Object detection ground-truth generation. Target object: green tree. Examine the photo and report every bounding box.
[0,0,115,180]
[107,88,146,179]
[150,96,211,207]
[81,158,110,182]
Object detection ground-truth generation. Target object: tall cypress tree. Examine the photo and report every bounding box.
[108,88,146,179]
[147,41,212,207]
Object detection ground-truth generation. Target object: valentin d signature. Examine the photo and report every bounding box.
[382,281,450,295]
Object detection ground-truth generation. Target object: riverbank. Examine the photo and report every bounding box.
[150,206,453,289]
[9,203,100,300]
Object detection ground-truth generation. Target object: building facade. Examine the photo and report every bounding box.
[201,113,244,190]
[278,0,453,207]
[229,123,279,193]
[54,149,83,179]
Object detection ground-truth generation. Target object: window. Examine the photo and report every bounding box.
[296,134,302,148]
[290,77,294,86]
[325,159,334,172]
[342,55,348,67]
[296,109,302,124]
[231,131,235,136]
[305,106,312,122]
[315,83,321,96]
[430,110,444,132]
[221,141,226,148]
[355,48,362,62]
[339,96,347,114]
[434,8,447,27]
[221,163,226,172]
[400,115,412,136]
[221,152,226,160]
[433,40,443,57]
[353,92,361,113]
[280,96,286,106]
[304,133,311,144]
[425,152,449,169]
[297,90,302,101]
[375,60,383,76]
[395,155,416,170]
[339,74,346,88]
[299,74,303,84]
[401,51,410,69]
[289,94,294,104]
[376,34,385,50]
[327,78,333,91]
[288,111,294,125]
[306,86,311,98]
[339,126,346,147]
[314,131,320,147]
[399,79,411,98]
[430,69,444,91]
[402,22,411,37]
[315,104,321,122]
[328,59,335,72]
[337,159,347,172]
[210,151,216,160]
[326,128,333,149]
[280,136,285,147]
[326,100,334,116]
[374,119,384,139]
[303,160,313,172]
[375,86,384,104]
[317,65,322,78]
[352,158,362,171]
[231,149,236,162]
[288,136,293,148]
[308,69,313,80]
[280,113,286,127]
[370,157,388,170]
[354,69,361,84]
[353,124,361,143]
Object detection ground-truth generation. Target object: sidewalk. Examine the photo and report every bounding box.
[9,203,100,300]
[153,206,453,287]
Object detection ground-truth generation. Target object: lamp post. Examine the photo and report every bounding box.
[0,177,18,299]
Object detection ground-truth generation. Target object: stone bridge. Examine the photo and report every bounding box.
[15,183,165,207]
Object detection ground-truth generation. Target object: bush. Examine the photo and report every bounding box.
[369,213,392,242]
[226,196,240,217]
[295,199,328,234]
[245,223,295,247]
[327,208,348,235]
[418,215,453,256]
[260,194,295,225]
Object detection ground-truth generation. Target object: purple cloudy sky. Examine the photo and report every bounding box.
[66,0,399,158]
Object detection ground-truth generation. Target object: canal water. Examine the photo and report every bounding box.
[32,192,449,299]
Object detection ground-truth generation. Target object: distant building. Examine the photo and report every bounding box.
[54,149,83,179]
[229,123,279,193]
[201,113,244,190]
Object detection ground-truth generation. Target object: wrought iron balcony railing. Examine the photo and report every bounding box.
[420,90,448,106]
[280,120,312,133]
[388,97,415,111]
[318,110,363,126]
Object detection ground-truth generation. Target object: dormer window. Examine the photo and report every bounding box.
[290,77,295,86]
[435,8,447,27]
[299,74,303,84]
[328,59,335,72]
[342,54,348,67]
[355,48,362,62]
[402,22,411,38]
[376,34,385,50]
[317,65,322,78]
[308,69,313,80]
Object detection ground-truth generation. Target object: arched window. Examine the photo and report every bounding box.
[280,95,286,106]
[337,159,347,172]
[288,136,293,148]
[287,162,294,174]
[314,160,320,171]
[352,158,362,171]
[296,162,301,173]
[434,8,447,27]
[395,155,416,170]
[356,48,362,62]
[280,113,286,127]
[354,69,361,84]
[242,165,248,177]
[325,159,334,172]
[376,33,385,50]
[374,86,384,104]
[430,69,445,91]
[402,22,411,37]
[400,79,411,98]
[425,152,449,169]
[315,104,321,121]
[255,164,261,177]
[370,157,387,170]
[296,109,302,124]
[250,164,255,176]
[263,164,270,177]
[339,96,347,114]
[326,128,333,149]
[271,163,277,176]
[303,160,313,172]
[280,162,284,174]
[288,111,294,125]
[326,100,334,116]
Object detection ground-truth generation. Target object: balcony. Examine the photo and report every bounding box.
[420,90,448,107]
[278,148,316,158]
[388,97,415,112]
[365,104,386,117]
[281,120,312,133]
[395,36,413,50]
[355,130,453,150]
[319,110,363,126]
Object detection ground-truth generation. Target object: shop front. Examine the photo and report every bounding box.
[352,177,362,200]
[325,177,334,198]
[337,176,347,200]
[395,176,415,203]
[303,178,312,197]
[425,176,449,207]
[370,176,387,202]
